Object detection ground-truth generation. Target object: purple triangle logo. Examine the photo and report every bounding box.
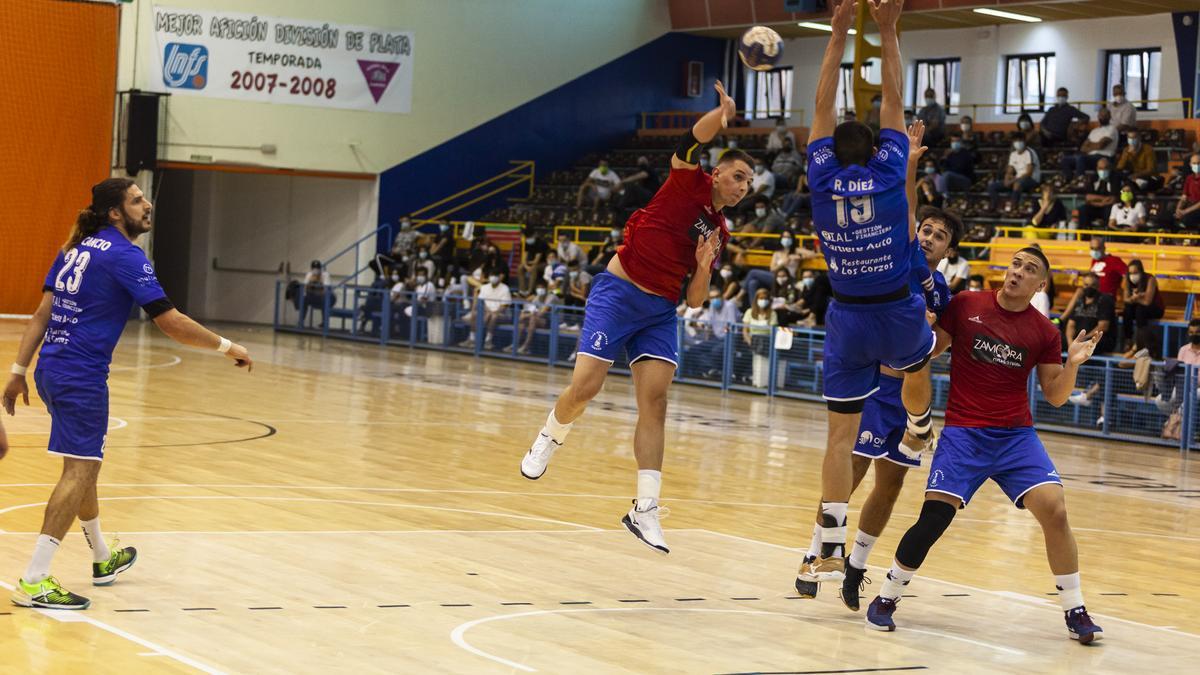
[357,60,400,103]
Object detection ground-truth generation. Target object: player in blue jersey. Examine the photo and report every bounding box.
[2,178,253,610]
[798,0,941,584]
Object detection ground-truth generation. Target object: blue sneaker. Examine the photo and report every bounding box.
[1065,606,1103,644]
[865,595,898,631]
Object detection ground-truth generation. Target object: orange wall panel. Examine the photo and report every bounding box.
[0,0,118,313]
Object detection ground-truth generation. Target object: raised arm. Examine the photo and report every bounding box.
[809,0,858,143]
[869,0,905,133]
[1038,330,1099,406]
[673,81,737,169]
[905,120,927,239]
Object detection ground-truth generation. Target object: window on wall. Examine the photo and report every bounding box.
[1003,53,1055,114]
[913,58,961,114]
[743,67,794,119]
[1104,48,1162,111]
[835,59,880,116]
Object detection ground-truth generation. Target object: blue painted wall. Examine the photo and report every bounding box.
[377,32,727,250]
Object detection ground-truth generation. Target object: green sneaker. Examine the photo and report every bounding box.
[12,576,90,610]
[93,543,137,586]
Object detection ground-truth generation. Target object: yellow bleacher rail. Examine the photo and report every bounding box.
[947,98,1193,120]
[409,160,535,225]
[993,225,1197,245]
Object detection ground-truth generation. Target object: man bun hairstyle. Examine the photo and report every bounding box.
[65,177,135,252]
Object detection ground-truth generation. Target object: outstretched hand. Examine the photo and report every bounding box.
[867,0,904,29]
[714,79,736,128]
[695,232,721,271]
[831,0,858,35]
[1067,329,1100,366]
[907,119,928,163]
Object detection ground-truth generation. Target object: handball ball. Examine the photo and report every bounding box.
[738,26,784,71]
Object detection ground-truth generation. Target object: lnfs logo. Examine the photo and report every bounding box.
[163,43,208,89]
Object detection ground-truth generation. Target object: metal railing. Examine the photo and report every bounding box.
[409,160,535,224]
[274,283,1200,455]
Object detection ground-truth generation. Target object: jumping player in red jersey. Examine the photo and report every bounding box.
[519,81,752,554]
[864,247,1105,644]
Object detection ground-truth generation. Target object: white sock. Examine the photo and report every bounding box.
[544,409,573,444]
[24,534,61,584]
[80,517,111,563]
[1055,572,1084,611]
[880,560,916,600]
[636,469,662,511]
[819,502,848,558]
[848,530,878,570]
[805,522,822,560]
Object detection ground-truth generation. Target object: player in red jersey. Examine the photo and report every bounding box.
[864,247,1105,643]
[519,82,753,554]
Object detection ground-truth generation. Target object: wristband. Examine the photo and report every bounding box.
[11,363,27,376]
[217,338,233,354]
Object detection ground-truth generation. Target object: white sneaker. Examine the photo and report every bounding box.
[520,431,562,480]
[1069,392,1091,406]
[621,499,670,554]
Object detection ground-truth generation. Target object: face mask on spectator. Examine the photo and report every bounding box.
[711,298,724,310]
[1129,273,1142,284]
[924,165,936,175]
[1097,169,1111,180]
[1191,334,1200,346]
[400,220,411,230]
[951,141,962,151]
[1192,163,1200,174]
[1114,94,1126,104]
[755,165,765,175]
[720,269,733,279]
[437,277,445,287]
[700,158,711,170]
[1019,121,1031,130]
[419,251,428,259]
[755,207,767,217]
[488,275,500,286]
[526,236,535,245]
[1128,136,1140,147]
[599,165,609,175]
[416,275,427,284]
[1083,285,1099,299]
[925,96,936,106]
[569,270,579,279]
[439,224,449,233]
[757,298,770,309]
[776,275,788,285]
[535,287,546,297]
[1120,190,1134,203]
[727,140,738,150]
[1056,96,1068,105]
[1013,141,1026,152]
[391,273,400,282]
[968,284,982,292]
[801,277,814,289]
[1091,250,1103,260]
[610,229,621,239]
[962,123,972,132]
[780,237,793,248]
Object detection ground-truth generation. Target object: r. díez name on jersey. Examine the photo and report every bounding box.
[832,177,874,193]
[971,333,1027,368]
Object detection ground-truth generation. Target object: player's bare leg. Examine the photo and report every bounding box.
[1022,483,1103,643]
[899,363,935,457]
[800,410,860,582]
[520,352,609,480]
[76,473,137,587]
[12,458,99,609]
[842,458,908,610]
[798,453,871,597]
[621,358,674,554]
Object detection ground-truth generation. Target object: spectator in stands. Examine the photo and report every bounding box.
[1060,106,1117,183]
[765,118,796,158]
[412,270,437,312]
[542,250,565,286]
[747,158,777,205]
[412,246,436,281]
[1120,259,1163,348]
[1014,112,1039,148]
[460,273,512,350]
[794,269,832,327]
[430,220,456,277]
[1108,182,1147,232]
[391,216,418,259]
[516,278,560,355]
[617,156,660,213]
[937,246,970,293]
[1080,158,1120,227]
[685,288,742,379]
[916,88,946,147]
[742,288,778,388]
[1040,87,1089,146]
[1173,153,1200,230]
[771,139,805,188]
[1109,84,1137,132]
[1116,130,1161,193]
[518,230,550,296]
[903,109,914,129]
[744,230,815,300]
[301,260,332,324]
[707,136,732,166]
[576,159,621,211]
[587,229,620,276]
[564,260,591,309]
[748,196,784,234]
[1029,184,1068,235]
[863,94,883,134]
[1064,271,1117,354]
[958,115,980,150]
[768,267,797,316]
[1088,236,1128,297]
[556,232,585,267]
[1178,319,1200,366]
[916,158,944,208]
[941,131,976,193]
[715,262,743,305]
[966,274,985,292]
[987,136,1040,211]
[779,169,811,217]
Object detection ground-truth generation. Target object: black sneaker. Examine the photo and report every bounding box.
[840,561,870,611]
[1065,606,1104,644]
[93,544,138,586]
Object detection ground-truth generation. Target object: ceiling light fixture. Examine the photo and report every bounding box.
[972,8,1042,23]
[797,21,857,34]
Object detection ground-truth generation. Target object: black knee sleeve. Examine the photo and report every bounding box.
[827,397,866,414]
[895,500,956,570]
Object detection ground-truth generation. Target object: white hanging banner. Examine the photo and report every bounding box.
[151,5,413,112]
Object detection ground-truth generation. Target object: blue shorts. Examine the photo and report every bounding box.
[823,292,934,403]
[926,426,1062,509]
[852,374,920,468]
[34,368,109,461]
[577,272,679,367]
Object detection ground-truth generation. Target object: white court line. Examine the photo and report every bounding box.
[110,355,183,371]
[0,529,615,536]
[693,528,1200,641]
[0,579,225,674]
[449,606,1024,672]
[0,495,602,532]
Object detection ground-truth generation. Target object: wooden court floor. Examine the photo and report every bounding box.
[0,319,1196,674]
